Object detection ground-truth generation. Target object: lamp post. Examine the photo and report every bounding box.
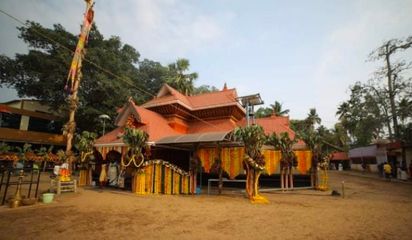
[98,114,110,135]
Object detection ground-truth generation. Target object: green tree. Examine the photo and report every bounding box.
[255,107,273,118]
[289,119,307,134]
[306,108,321,128]
[0,22,178,132]
[398,97,412,125]
[270,101,290,116]
[0,22,141,131]
[336,82,388,146]
[166,58,198,96]
[193,84,219,94]
[134,59,171,103]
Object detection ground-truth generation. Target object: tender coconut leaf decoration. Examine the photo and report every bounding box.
[75,131,97,162]
[234,125,268,203]
[122,127,149,167]
[234,125,266,170]
[266,132,297,167]
[138,159,191,176]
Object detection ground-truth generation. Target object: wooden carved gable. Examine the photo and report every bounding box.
[126,114,140,128]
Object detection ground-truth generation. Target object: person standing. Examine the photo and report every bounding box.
[107,162,119,187]
[384,162,392,181]
[99,163,107,188]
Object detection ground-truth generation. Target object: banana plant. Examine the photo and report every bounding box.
[121,127,149,167]
[234,125,267,203]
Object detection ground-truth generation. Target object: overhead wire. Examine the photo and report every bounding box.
[0,7,230,132]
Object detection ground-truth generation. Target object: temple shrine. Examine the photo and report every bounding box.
[90,83,312,194]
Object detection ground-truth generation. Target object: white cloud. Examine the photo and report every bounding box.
[93,0,226,61]
[0,0,227,61]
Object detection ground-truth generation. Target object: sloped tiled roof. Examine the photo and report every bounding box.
[188,89,238,109]
[141,84,192,109]
[238,116,294,136]
[141,84,243,112]
[94,127,124,145]
[133,106,180,141]
[95,100,180,145]
[188,119,238,134]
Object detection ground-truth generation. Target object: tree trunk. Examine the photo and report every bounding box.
[218,166,223,194]
[385,50,399,138]
[245,164,252,198]
[285,167,289,190]
[280,167,285,191]
[311,166,317,189]
[289,167,294,190]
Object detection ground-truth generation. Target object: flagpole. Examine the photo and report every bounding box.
[64,0,94,171]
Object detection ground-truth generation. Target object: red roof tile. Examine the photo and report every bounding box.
[94,127,124,145]
[95,100,180,145]
[238,116,295,137]
[142,84,243,111]
[142,84,192,109]
[189,89,238,108]
[133,105,180,141]
[188,119,238,134]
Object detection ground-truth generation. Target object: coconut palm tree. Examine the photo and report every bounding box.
[306,108,321,129]
[270,101,290,116]
[336,102,350,120]
[166,58,198,96]
[234,125,268,203]
[266,132,297,191]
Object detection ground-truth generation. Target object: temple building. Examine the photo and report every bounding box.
[93,84,311,194]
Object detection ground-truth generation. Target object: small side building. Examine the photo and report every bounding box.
[0,99,65,146]
[330,152,350,170]
[349,141,411,179]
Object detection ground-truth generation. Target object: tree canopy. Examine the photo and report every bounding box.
[0,21,201,133]
[165,58,198,96]
[255,101,289,118]
[337,35,412,145]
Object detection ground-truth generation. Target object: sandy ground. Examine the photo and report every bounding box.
[0,171,411,240]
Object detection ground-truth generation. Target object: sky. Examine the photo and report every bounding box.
[0,0,411,127]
